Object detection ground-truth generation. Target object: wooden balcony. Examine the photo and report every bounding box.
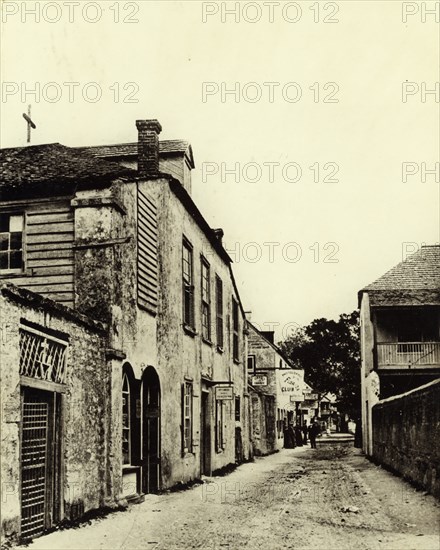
[377,342,440,369]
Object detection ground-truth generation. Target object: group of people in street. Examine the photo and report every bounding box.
[284,418,321,449]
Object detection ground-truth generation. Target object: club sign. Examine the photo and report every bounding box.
[277,369,305,401]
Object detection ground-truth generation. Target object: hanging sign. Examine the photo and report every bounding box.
[277,369,305,401]
[304,392,319,400]
[216,386,234,400]
[252,374,268,386]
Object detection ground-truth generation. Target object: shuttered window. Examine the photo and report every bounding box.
[201,257,211,341]
[232,298,239,362]
[122,374,131,465]
[182,382,193,454]
[182,239,194,329]
[137,189,158,314]
[216,276,224,349]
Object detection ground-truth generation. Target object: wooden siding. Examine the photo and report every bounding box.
[0,203,75,307]
[137,189,158,314]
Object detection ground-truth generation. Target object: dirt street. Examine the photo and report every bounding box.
[14,447,440,550]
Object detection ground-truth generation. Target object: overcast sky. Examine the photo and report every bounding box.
[1,1,439,339]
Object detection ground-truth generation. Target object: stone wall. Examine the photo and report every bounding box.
[372,378,440,499]
[0,285,114,543]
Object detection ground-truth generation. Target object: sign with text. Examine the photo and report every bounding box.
[215,386,233,400]
[277,369,305,402]
[252,374,268,386]
[304,392,319,400]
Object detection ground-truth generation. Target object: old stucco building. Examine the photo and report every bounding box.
[0,119,250,542]
[247,322,304,454]
[0,284,111,541]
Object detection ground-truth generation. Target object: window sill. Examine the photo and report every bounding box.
[202,337,213,347]
[217,346,224,354]
[182,452,195,459]
[233,358,240,365]
[183,324,197,337]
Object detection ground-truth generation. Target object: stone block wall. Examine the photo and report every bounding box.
[372,378,440,499]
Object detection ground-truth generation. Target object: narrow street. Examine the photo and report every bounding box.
[16,446,439,550]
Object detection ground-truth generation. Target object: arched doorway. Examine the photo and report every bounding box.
[141,366,161,494]
[121,363,141,500]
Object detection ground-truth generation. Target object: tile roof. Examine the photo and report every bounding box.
[77,140,195,168]
[0,143,135,200]
[362,245,439,292]
[359,245,440,306]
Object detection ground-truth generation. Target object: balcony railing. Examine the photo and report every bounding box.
[377,342,440,368]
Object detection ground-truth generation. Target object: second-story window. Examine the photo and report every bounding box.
[0,213,24,272]
[215,275,224,349]
[232,297,239,362]
[182,238,194,329]
[235,395,241,421]
[201,257,211,341]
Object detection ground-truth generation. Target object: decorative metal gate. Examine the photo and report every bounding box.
[20,390,52,540]
[19,324,67,540]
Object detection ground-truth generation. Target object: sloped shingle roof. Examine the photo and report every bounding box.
[0,143,135,199]
[359,245,440,306]
[363,246,439,291]
[77,140,195,168]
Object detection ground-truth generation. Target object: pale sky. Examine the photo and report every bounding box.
[1,1,439,339]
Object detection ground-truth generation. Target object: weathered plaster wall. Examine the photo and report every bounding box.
[372,379,440,499]
[142,179,249,487]
[0,288,113,542]
[248,325,293,451]
[72,181,158,498]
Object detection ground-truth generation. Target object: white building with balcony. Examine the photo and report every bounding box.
[358,245,440,455]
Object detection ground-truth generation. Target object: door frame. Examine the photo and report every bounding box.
[141,366,161,494]
[200,389,211,476]
[20,386,62,540]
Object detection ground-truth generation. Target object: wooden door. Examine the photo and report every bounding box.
[142,367,160,494]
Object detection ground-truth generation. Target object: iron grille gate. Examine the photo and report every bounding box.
[19,325,67,540]
[20,389,53,540]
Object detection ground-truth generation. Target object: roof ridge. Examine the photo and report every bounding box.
[360,244,440,295]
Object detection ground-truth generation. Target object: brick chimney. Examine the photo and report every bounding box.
[136,119,162,177]
[261,331,275,344]
[213,228,224,243]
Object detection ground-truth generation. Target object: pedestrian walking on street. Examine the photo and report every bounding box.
[284,423,296,448]
[308,419,320,449]
[294,424,303,446]
[302,421,308,445]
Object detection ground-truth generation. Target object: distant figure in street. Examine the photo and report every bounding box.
[294,424,303,447]
[302,421,308,445]
[308,419,320,449]
[284,423,296,449]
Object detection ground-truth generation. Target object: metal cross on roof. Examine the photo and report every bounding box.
[22,105,36,144]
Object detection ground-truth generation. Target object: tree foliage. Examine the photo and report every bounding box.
[279,311,361,418]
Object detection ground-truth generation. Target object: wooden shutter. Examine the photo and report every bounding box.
[137,189,158,313]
